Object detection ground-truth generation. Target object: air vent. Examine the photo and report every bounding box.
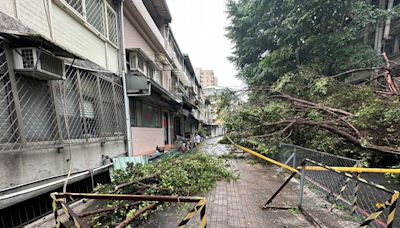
[13,48,65,80]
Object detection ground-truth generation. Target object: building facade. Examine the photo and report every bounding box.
[196,68,218,87]
[123,0,205,155]
[0,0,211,226]
[203,86,226,137]
[0,0,130,226]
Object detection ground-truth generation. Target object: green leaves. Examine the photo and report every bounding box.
[92,153,237,226]
[226,0,396,85]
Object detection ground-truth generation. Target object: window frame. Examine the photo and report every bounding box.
[56,0,118,48]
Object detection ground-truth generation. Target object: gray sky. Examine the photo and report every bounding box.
[166,0,244,88]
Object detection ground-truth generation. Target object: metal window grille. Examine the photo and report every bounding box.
[0,40,16,146]
[16,74,59,143]
[0,38,126,153]
[64,0,84,15]
[107,5,118,45]
[114,83,126,135]
[85,0,105,35]
[99,78,118,137]
[138,55,144,72]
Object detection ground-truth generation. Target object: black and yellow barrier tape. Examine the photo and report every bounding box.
[359,191,399,228]
[177,199,207,228]
[226,134,299,173]
[304,159,395,194]
[351,174,360,215]
[226,134,400,174]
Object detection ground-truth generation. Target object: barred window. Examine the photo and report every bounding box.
[107,6,118,45]
[100,79,118,136]
[62,68,84,139]
[64,0,84,15]
[16,75,58,141]
[86,0,105,35]
[80,72,102,137]
[63,0,118,44]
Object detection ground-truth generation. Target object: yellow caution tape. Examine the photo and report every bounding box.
[226,134,300,173]
[303,166,400,174]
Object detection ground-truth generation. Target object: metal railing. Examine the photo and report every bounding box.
[0,39,126,153]
[273,144,400,227]
[275,143,361,169]
[300,159,399,227]
[226,135,400,227]
[50,193,207,228]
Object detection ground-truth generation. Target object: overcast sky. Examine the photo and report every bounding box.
[166,0,244,88]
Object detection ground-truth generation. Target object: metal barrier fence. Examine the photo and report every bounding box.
[275,143,400,227]
[300,159,399,227]
[226,135,400,227]
[0,38,126,153]
[275,143,361,169]
[50,193,207,228]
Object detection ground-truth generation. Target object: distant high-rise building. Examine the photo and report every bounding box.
[196,68,218,87]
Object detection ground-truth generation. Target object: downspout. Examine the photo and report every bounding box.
[117,0,133,156]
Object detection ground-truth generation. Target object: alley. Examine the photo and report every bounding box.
[139,137,312,228]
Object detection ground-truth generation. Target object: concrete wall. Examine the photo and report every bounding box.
[124,14,156,61]
[131,127,164,155]
[0,0,119,73]
[0,140,125,208]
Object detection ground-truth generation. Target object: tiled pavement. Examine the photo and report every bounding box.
[139,137,312,228]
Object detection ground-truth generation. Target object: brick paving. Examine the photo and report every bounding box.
[139,137,311,228]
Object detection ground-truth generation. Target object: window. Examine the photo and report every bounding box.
[154,70,162,85]
[147,63,154,79]
[16,75,58,141]
[63,0,117,44]
[80,99,98,135]
[138,55,144,72]
[79,73,102,137]
[64,0,84,15]
[0,77,13,143]
[142,104,161,128]
[100,79,118,136]
[86,0,105,35]
[107,6,118,45]
[130,101,161,128]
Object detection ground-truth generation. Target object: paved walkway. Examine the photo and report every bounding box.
[139,137,312,228]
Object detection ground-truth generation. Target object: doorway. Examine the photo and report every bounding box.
[163,112,169,145]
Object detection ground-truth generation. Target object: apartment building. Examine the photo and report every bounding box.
[123,0,204,155]
[0,0,208,226]
[344,0,400,83]
[203,86,226,137]
[0,0,129,226]
[196,68,218,87]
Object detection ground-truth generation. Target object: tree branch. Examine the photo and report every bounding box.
[270,92,353,117]
[263,118,400,155]
[330,67,381,79]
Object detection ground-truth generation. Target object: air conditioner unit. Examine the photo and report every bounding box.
[13,47,65,80]
[128,51,146,76]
